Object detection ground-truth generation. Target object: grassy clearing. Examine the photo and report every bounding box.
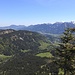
[36,52,53,58]
[58,69,64,75]
[0,54,11,59]
[0,54,12,63]
[39,41,50,50]
[21,49,30,53]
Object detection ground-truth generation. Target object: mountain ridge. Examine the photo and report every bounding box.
[0,22,75,34]
[0,29,50,56]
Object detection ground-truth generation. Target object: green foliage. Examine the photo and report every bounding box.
[21,49,30,53]
[56,28,75,75]
[0,54,12,63]
[0,30,50,55]
[0,44,4,54]
[36,52,53,58]
[0,53,46,75]
[0,29,60,75]
[39,41,50,50]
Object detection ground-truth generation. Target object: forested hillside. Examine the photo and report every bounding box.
[0,28,75,75]
[0,29,55,75]
[0,29,51,55]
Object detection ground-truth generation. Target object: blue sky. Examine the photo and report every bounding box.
[0,0,75,26]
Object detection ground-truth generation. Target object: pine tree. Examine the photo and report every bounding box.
[56,28,75,75]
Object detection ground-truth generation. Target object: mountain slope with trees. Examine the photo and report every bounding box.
[0,28,75,75]
[0,29,54,75]
[0,29,51,56]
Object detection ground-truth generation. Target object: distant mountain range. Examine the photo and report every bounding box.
[0,25,25,30]
[0,22,75,34]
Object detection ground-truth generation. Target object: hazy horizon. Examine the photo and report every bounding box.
[0,21,75,27]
